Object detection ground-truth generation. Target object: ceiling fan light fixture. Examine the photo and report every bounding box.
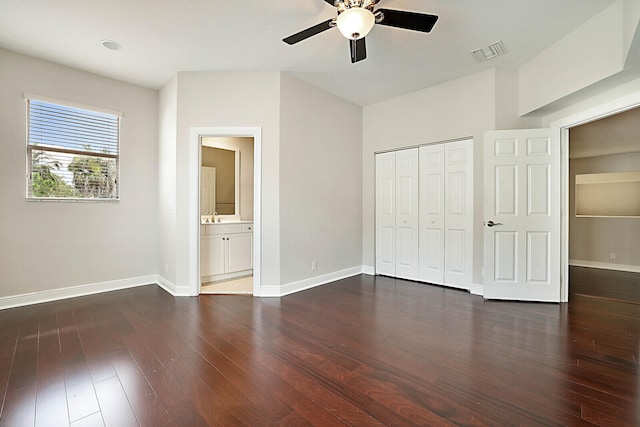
[336,7,375,40]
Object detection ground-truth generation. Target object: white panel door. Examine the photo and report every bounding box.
[395,149,419,280]
[419,144,445,284]
[444,140,473,289]
[484,129,561,301]
[376,152,396,276]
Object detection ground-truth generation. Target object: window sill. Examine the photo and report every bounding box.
[26,197,120,203]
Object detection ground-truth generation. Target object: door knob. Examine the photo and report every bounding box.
[485,220,503,227]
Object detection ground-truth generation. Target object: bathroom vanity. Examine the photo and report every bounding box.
[200,221,253,282]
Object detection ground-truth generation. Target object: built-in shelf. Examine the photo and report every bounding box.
[575,171,640,217]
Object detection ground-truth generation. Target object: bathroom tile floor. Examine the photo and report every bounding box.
[200,275,253,294]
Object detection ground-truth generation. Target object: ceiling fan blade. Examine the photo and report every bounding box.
[323,0,337,6]
[283,19,334,45]
[376,9,438,33]
[350,38,367,63]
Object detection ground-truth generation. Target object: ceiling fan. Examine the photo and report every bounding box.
[283,0,439,63]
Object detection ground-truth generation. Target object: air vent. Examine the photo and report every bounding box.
[471,40,507,62]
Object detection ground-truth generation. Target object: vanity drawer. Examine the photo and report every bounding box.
[242,223,253,232]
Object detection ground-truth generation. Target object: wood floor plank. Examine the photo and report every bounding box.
[110,351,170,423]
[35,380,69,427]
[35,312,69,427]
[121,335,187,408]
[0,384,36,427]
[69,411,105,427]
[94,376,139,427]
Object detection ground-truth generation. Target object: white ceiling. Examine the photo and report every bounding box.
[0,0,617,106]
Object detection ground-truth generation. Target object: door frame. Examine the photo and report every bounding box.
[189,126,262,297]
[551,90,640,302]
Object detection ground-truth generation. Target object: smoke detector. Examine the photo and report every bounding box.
[471,40,507,62]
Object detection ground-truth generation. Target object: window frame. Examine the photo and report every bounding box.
[25,94,122,202]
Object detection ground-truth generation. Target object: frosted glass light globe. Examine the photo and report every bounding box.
[336,7,375,40]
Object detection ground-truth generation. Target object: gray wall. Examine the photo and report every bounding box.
[0,48,159,298]
[279,74,363,285]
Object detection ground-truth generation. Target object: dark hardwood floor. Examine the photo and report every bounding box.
[0,275,638,426]
[570,266,640,304]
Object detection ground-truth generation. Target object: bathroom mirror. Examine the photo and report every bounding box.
[201,144,240,219]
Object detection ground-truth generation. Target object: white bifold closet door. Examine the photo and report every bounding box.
[418,145,445,284]
[375,148,420,280]
[376,142,472,288]
[375,152,396,277]
[418,140,473,289]
[442,140,473,288]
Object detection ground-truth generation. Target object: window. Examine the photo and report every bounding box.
[26,96,121,201]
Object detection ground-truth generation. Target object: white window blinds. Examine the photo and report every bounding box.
[26,97,121,200]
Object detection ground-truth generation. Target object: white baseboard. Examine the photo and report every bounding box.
[0,265,374,309]
[470,283,484,296]
[362,265,375,275]
[155,275,193,296]
[569,259,640,274]
[0,275,157,311]
[261,266,364,297]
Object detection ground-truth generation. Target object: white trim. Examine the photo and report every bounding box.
[190,127,262,297]
[0,275,156,311]
[261,267,363,297]
[470,283,484,296]
[156,274,191,296]
[551,88,640,303]
[24,92,123,117]
[560,128,570,303]
[550,90,640,129]
[362,265,375,275]
[569,259,640,274]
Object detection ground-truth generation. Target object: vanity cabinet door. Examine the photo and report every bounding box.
[201,234,225,277]
[226,233,253,273]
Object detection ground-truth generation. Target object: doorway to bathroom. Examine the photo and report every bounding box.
[199,136,255,294]
[189,126,262,297]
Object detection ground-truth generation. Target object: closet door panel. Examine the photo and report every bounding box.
[419,145,445,284]
[444,140,473,289]
[446,228,465,274]
[395,149,419,280]
[376,152,396,276]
